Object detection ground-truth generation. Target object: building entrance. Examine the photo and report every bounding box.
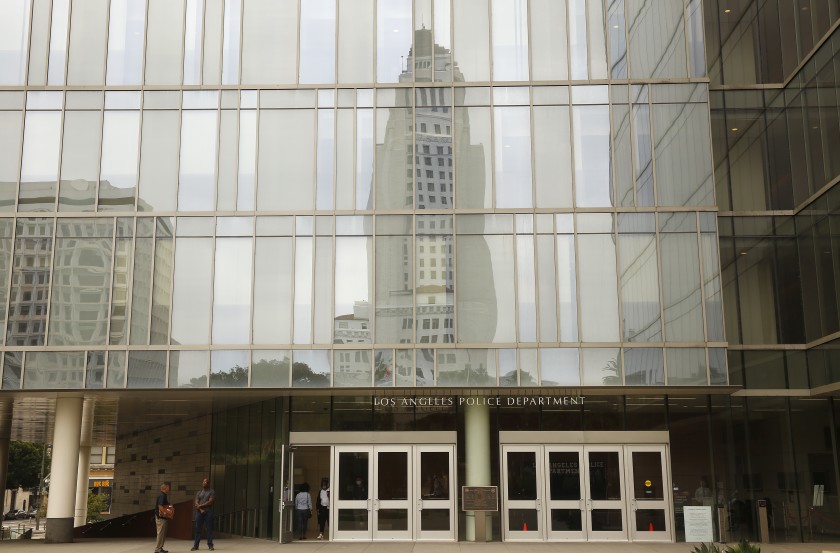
[331,444,455,541]
[502,444,672,542]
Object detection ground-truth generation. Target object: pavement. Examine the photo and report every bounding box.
[0,535,839,553]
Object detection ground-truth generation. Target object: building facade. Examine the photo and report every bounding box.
[0,0,838,545]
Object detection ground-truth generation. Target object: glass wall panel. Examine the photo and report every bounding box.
[533,106,573,207]
[257,109,315,210]
[557,234,578,342]
[210,349,249,387]
[179,110,218,211]
[377,0,411,83]
[2,352,22,389]
[138,111,180,212]
[334,237,371,344]
[494,107,532,208]
[530,0,568,80]
[667,347,706,385]
[660,232,704,341]
[607,0,627,79]
[454,107,492,208]
[171,237,213,345]
[536,235,558,342]
[27,4,47,85]
[375,232,413,344]
[452,0,490,82]
[99,111,140,211]
[337,0,374,83]
[313,236,333,344]
[182,0,203,85]
[573,105,612,207]
[221,0,241,84]
[623,347,664,385]
[0,111,23,210]
[294,237,313,344]
[67,0,108,85]
[19,111,62,211]
[334,349,372,387]
[129,223,154,344]
[701,231,724,342]
[540,348,580,386]
[292,350,330,387]
[415,225,454,345]
[587,0,608,79]
[612,103,634,206]
[0,0,31,85]
[252,350,290,387]
[491,0,529,81]
[356,109,374,210]
[516,235,536,342]
[253,237,293,344]
[149,221,174,345]
[632,101,653,206]
[169,350,209,388]
[86,351,105,389]
[375,107,412,209]
[335,109,354,209]
[456,234,515,343]
[238,109,256,210]
[618,227,662,342]
[654,103,714,207]
[568,0,587,80]
[299,0,336,84]
[7,219,53,346]
[241,0,297,85]
[582,348,621,386]
[106,0,146,85]
[212,238,253,344]
[127,350,166,388]
[577,234,620,341]
[627,0,686,79]
[47,0,69,85]
[145,0,185,85]
[109,233,133,345]
[216,110,237,210]
[106,350,126,388]
[316,109,335,209]
[0,220,14,343]
[58,110,102,212]
[23,351,85,389]
[48,220,113,346]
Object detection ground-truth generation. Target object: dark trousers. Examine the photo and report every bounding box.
[194,509,214,546]
[295,509,310,538]
[317,506,329,533]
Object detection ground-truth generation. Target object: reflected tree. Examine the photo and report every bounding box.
[602,358,621,385]
[292,362,329,387]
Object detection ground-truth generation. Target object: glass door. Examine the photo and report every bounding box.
[374,446,412,539]
[544,446,587,540]
[502,445,543,540]
[626,445,672,542]
[415,445,455,540]
[584,447,627,540]
[333,446,372,540]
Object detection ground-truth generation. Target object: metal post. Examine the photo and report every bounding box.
[35,443,48,531]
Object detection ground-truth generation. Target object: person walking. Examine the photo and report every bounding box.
[316,479,329,539]
[191,477,216,551]
[154,482,172,553]
[294,482,313,540]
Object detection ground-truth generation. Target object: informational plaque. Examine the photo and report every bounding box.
[461,486,498,511]
[683,506,714,542]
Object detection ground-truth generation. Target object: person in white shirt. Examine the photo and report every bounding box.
[317,478,330,539]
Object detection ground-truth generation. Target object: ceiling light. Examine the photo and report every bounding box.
[724,9,732,13]
[731,127,738,132]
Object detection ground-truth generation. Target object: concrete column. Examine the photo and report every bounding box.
[0,400,12,509]
[46,397,83,543]
[464,402,490,542]
[74,399,95,527]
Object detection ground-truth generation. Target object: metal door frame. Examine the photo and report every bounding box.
[625,444,673,542]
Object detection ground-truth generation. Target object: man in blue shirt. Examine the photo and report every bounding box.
[191,478,215,551]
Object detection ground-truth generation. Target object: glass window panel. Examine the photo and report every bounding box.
[452,0,490,82]
[241,0,297,85]
[334,237,371,344]
[432,0,452,83]
[257,109,315,210]
[7,219,53,346]
[237,109,256,210]
[556,235,578,342]
[58,110,102,212]
[516,235,536,342]
[212,238,252,344]
[129,235,153,344]
[169,350,209,388]
[632,102,653,206]
[0,111,23,210]
[417,348,434,385]
[623,347,664,385]
[334,349,371,387]
[415,230,454,345]
[28,0,48,85]
[653,103,714,206]
[394,349,413,385]
[313,236,334,344]
[667,347,706,385]
[19,111,62,211]
[455,107,493,208]
[337,0,374,83]
[48,232,113,345]
[0,0,32,85]
[2,352,22,389]
[413,0,432,82]
[106,351,126,388]
[494,106,532,208]
[138,111,179,211]
[98,111,140,211]
[67,0,108,85]
[253,237,293,344]
[533,106,573,207]
[540,348,580,386]
[221,0,241,84]
[373,349,394,386]
[701,232,724,341]
[530,0,568,80]
[456,235,516,343]
[686,0,705,78]
[182,0,203,85]
[607,0,627,79]
[355,109,374,209]
[86,351,105,389]
[171,237,213,345]
[536,235,558,341]
[150,229,174,346]
[106,0,146,85]
[292,350,330,387]
[252,350,291,387]
[573,105,612,207]
[178,110,218,211]
[627,0,686,79]
[127,350,166,388]
[568,0,588,80]
[618,232,661,342]
[316,109,335,209]
[109,237,133,345]
[375,107,410,209]
[210,349,249,387]
[335,109,354,209]
[144,0,185,85]
[577,234,619,341]
[377,0,411,83]
[582,348,621,386]
[587,0,608,79]
[216,110,237,210]
[491,0,529,81]
[294,237,313,344]
[660,232,704,341]
[611,104,634,207]
[375,234,413,344]
[299,0,336,84]
[0,221,13,344]
[24,351,85,389]
[46,0,69,85]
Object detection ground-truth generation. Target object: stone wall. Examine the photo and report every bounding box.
[111,415,211,517]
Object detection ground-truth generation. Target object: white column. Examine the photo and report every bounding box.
[464,402,490,541]
[0,400,11,510]
[45,397,83,543]
[74,399,95,527]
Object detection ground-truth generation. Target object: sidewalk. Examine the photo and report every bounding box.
[0,537,838,553]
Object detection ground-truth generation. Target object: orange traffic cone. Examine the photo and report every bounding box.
[649,522,654,532]
[523,522,528,531]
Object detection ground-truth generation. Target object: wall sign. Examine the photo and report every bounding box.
[373,395,585,408]
[462,486,498,511]
[683,506,714,542]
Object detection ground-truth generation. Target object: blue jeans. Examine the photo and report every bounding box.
[194,509,213,547]
[295,509,310,537]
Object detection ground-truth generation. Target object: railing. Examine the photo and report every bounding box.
[0,523,33,540]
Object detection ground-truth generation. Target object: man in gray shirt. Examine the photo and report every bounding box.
[191,478,215,551]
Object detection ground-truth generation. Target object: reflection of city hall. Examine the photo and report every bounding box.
[1,0,839,547]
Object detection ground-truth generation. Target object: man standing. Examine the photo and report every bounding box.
[191,478,216,551]
[154,482,172,553]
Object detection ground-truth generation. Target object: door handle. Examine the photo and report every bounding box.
[417,500,423,511]
[535,499,541,511]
